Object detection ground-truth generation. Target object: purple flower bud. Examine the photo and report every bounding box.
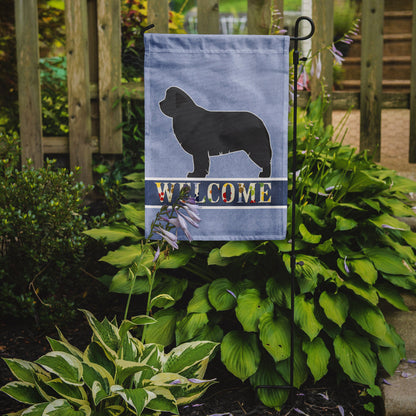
[383,379,392,385]
[344,256,350,274]
[226,289,237,299]
[152,246,160,263]
[337,405,345,416]
[170,379,182,385]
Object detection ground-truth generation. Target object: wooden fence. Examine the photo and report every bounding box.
[14,0,416,184]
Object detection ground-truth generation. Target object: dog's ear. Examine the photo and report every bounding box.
[176,91,188,108]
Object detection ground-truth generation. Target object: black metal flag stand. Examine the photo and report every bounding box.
[256,16,315,402]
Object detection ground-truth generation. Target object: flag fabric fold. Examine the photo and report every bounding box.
[144,33,289,241]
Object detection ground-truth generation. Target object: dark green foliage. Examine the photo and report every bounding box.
[0,138,90,324]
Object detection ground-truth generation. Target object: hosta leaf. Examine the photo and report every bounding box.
[144,386,178,414]
[158,246,194,269]
[219,241,256,257]
[364,247,414,275]
[175,313,209,344]
[349,258,378,285]
[81,310,120,358]
[378,345,402,376]
[43,399,91,415]
[207,248,231,266]
[334,215,358,231]
[109,269,149,295]
[46,379,88,406]
[1,381,44,404]
[347,170,388,193]
[369,213,410,231]
[349,302,392,346]
[302,204,326,227]
[375,283,409,311]
[235,289,273,332]
[116,359,154,384]
[283,254,322,293]
[250,356,289,409]
[208,278,237,311]
[47,338,83,360]
[382,272,416,290]
[302,338,330,382]
[151,276,188,308]
[84,224,141,243]
[110,385,155,415]
[18,402,48,415]
[120,203,145,228]
[190,324,224,343]
[376,197,415,217]
[275,341,308,389]
[35,352,83,386]
[143,308,178,346]
[119,316,156,341]
[315,239,335,255]
[318,291,349,327]
[266,277,291,308]
[163,341,218,379]
[2,359,49,384]
[401,230,416,247]
[84,342,116,377]
[82,362,113,405]
[294,295,323,341]
[187,284,212,314]
[299,223,321,244]
[97,405,124,416]
[342,276,379,305]
[333,330,377,386]
[100,245,152,269]
[221,331,261,381]
[258,313,291,362]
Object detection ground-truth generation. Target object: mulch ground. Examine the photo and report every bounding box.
[0,311,379,416]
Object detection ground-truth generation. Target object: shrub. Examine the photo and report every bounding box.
[0,147,90,324]
[1,310,218,415]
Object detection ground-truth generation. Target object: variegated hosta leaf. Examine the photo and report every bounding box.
[0,381,44,404]
[302,337,330,382]
[119,316,156,341]
[81,310,120,359]
[2,358,49,384]
[18,402,48,415]
[83,342,116,378]
[221,331,261,382]
[97,405,125,416]
[110,385,156,415]
[162,341,218,379]
[235,289,274,332]
[82,362,114,406]
[175,313,209,345]
[35,352,83,386]
[115,359,155,384]
[148,373,216,406]
[250,356,289,410]
[133,344,164,386]
[47,337,83,361]
[42,399,91,415]
[46,378,88,406]
[144,386,178,414]
[118,332,144,362]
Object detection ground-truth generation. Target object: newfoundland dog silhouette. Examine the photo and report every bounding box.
[159,87,272,178]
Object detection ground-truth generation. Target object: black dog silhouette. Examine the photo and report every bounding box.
[159,87,272,178]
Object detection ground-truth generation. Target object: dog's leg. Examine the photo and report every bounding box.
[247,151,271,178]
[187,152,210,178]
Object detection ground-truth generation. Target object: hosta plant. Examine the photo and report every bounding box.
[1,310,218,415]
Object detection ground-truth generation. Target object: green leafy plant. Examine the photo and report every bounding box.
[1,309,218,415]
[0,156,90,324]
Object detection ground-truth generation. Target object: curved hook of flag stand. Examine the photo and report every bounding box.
[255,16,315,402]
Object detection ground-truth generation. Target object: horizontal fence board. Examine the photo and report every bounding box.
[43,136,99,154]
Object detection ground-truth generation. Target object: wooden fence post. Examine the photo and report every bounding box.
[311,0,334,126]
[247,0,278,35]
[197,0,219,34]
[65,0,93,184]
[409,0,416,163]
[148,0,169,33]
[14,0,43,168]
[97,0,122,154]
[360,0,384,162]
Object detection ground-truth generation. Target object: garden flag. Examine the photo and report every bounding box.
[144,33,290,240]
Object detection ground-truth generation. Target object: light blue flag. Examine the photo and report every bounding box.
[144,33,289,240]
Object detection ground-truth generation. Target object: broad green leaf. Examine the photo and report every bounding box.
[46,379,88,406]
[315,239,335,255]
[364,247,414,275]
[187,284,212,314]
[1,381,44,404]
[376,197,415,217]
[318,291,349,327]
[302,204,326,227]
[84,224,141,243]
[19,402,48,415]
[82,362,113,405]
[334,215,357,231]
[362,198,380,212]
[342,276,379,305]
[83,342,116,378]
[333,330,377,386]
[42,399,91,415]
[121,203,145,228]
[382,272,416,290]
[109,269,149,295]
[347,170,388,193]
[151,276,188,308]
[375,283,409,311]
[115,359,154,384]
[302,338,330,382]
[190,324,224,343]
[119,333,144,362]
[258,313,291,362]
[350,302,392,346]
[208,278,237,311]
[207,247,231,266]
[266,277,291,308]
[119,316,156,341]
[369,213,410,231]
[221,331,261,381]
[294,295,323,341]
[158,246,194,269]
[283,254,322,293]
[175,313,209,344]
[96,405,124,416]
[219,241,256,257]
[143,308,178,346]
[111,385,155,415]
[401,230,416,247]
[150,294,175,309]
[250,356,289,409]
[275,341,308,389]
[273,239,306,252]
[81,310,120,358]
[144,386,178,414]
[163,341,218,379]
[47,338,83,360]
[389,174,416,193]
[349,258,378,285]
[378,345,401,376]
[2,359,49,384]
[35,352,83,386]
[235,289,273,332]
[299,223,321,244]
